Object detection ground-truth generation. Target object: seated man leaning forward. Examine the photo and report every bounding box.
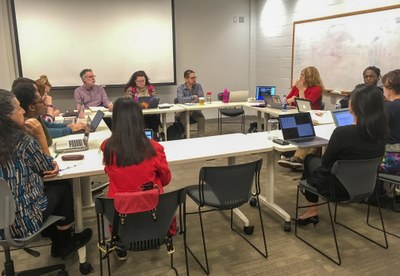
[74,69,113,111]
[176,69,206,137]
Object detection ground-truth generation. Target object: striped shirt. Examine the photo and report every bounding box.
[0,134,53,238]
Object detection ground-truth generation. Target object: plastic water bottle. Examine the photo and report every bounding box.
[78,103,85,119]
[206,92,212,104]
[282,95,287,111]
[222,88,229,103]
[335,101,341,109]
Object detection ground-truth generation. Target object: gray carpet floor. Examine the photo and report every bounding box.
[2,116,400,275]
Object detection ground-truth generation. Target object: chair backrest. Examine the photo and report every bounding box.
[95,188,186,251]
[199,159,262,209]
[0,178,16,238]
[331,157,383,202]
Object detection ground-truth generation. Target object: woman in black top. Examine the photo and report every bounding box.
[297,85,387,225]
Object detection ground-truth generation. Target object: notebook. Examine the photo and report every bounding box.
[279,112,329,147]
[256,86,276,100]
[228,90,248,102]
[331,109,353,127]
[54,116,91,153]
[138,96,159,109]
[295,98,312,112]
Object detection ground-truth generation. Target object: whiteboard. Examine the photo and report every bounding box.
[12,0,175,87]
[292,5,400,92]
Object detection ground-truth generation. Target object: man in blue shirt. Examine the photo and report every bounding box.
[176,69,205,136]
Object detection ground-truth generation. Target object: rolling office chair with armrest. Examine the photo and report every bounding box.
[0,178,67,276]
[295,157,388,266]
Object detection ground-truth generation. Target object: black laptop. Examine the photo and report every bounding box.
[138,96,159,109]
[279,112,329,148]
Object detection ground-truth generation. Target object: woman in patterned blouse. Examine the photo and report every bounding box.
[0,89,92,260]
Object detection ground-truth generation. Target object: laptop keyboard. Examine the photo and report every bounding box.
[69,139,84,148]
[294,137,315,143]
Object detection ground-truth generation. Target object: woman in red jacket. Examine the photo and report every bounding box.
[286,66,324,110]
[101,97,173,260]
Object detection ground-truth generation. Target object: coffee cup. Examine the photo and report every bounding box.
[199,97,205,105]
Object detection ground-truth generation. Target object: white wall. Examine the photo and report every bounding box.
[253,0,400,109]
[0,0,251,120]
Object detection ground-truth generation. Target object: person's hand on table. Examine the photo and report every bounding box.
[68,122,86,132]
[43,161,60,179]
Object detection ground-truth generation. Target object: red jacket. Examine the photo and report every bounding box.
[101,139,171,198]
[287,85,322,110]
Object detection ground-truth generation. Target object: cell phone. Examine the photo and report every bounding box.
[145,129,154,139]
[272,139,289,145]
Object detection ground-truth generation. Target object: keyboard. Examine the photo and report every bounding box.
[293,137,315,143]
[69,139,84,148]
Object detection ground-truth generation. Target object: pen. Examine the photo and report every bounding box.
[55,153,60,158]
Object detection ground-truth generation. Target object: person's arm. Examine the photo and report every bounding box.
[100,86,112,110]
[24,118,51,156]
[24,137,55,176]
[286,86,298,105]
[154,143,171,187]
[177,85,192,103]
[321,128,341,167]
[74,88,84,110]
[304,86,322,108]
[43,120,73,138]
[196,84,204,98]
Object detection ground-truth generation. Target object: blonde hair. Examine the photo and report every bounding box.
[302,66,324,91]
[35,75,52,96]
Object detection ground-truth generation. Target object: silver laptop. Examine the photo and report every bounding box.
[331,109,353,127]
[62,116,77,124]
[264,94,296,109]
[229,90,248,102]
[279,112,329,148]
[295,98,312,112]
[54,116,91,153]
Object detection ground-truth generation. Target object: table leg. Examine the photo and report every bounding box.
[185,111,190,139]
[161,113,167,139]
[263,113,270,132]
[257,111,262,132]
[260,151,291,230]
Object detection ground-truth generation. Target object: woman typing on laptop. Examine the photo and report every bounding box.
[278,66,325,169]
[296,85,387,225]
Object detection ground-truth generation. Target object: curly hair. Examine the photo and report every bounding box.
[0,90,24,164]
[302,66,325,91]
[35,75,52,96]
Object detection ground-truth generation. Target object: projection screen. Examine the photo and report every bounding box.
[11,0,176,87]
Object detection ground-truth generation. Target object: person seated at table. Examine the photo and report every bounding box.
[339,66,382,108]
[124,70,161,133]
[35,75,61,123]
[296,85,387,225]
[101,97,174,260]
[13,81,85,145]
[74,69,113,111]
[176,69,205,137]
[0,90,92,259]
[278,66,325,170]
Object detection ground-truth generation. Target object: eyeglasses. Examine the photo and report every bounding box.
[85,75,96,79]
[135,79,146,83]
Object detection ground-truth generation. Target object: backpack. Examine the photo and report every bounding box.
[167,117,185,140]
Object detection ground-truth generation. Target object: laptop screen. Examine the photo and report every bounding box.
[138,96,159,109]
[331,109,353,127]
[256,86,276,100]
[295,98,312,112]
[90,110,105,132]
[279,113,316,140]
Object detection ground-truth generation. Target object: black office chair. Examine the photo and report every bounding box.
[0,178,67,276]
[185,159,267,274]
[295,157,388,266]
[217,92,245,134]
[95,188,188,276]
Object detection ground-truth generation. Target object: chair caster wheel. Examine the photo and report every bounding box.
[79,262,93,275]
[244,225,254,235]
[249,197,257,207]
[284,221,291,232]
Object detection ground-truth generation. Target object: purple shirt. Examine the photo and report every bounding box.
[74,84,111,110]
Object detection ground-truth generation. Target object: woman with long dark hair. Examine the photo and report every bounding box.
[296,85,387,225]
[101,97,173,260]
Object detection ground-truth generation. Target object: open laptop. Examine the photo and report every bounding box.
[263,94,296,109]
[256,86,276,100]
[138,96,159,109]
[295,98,312,112]
[229,90,248,102]
[54,116,91,153]
[89,110,105,132]
[331,109,353,127]
[279,112,329,147]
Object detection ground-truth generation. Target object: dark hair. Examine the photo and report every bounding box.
[124,70,150,91]
[363,66,381,80]
[184,69,195,79]
[350,85,387,143]
[0,90,24,163]
[382,69,400,95]
[80,69,92,79]
[103,97,156,167]
[12,83,37,111]
[11,77,35,90]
